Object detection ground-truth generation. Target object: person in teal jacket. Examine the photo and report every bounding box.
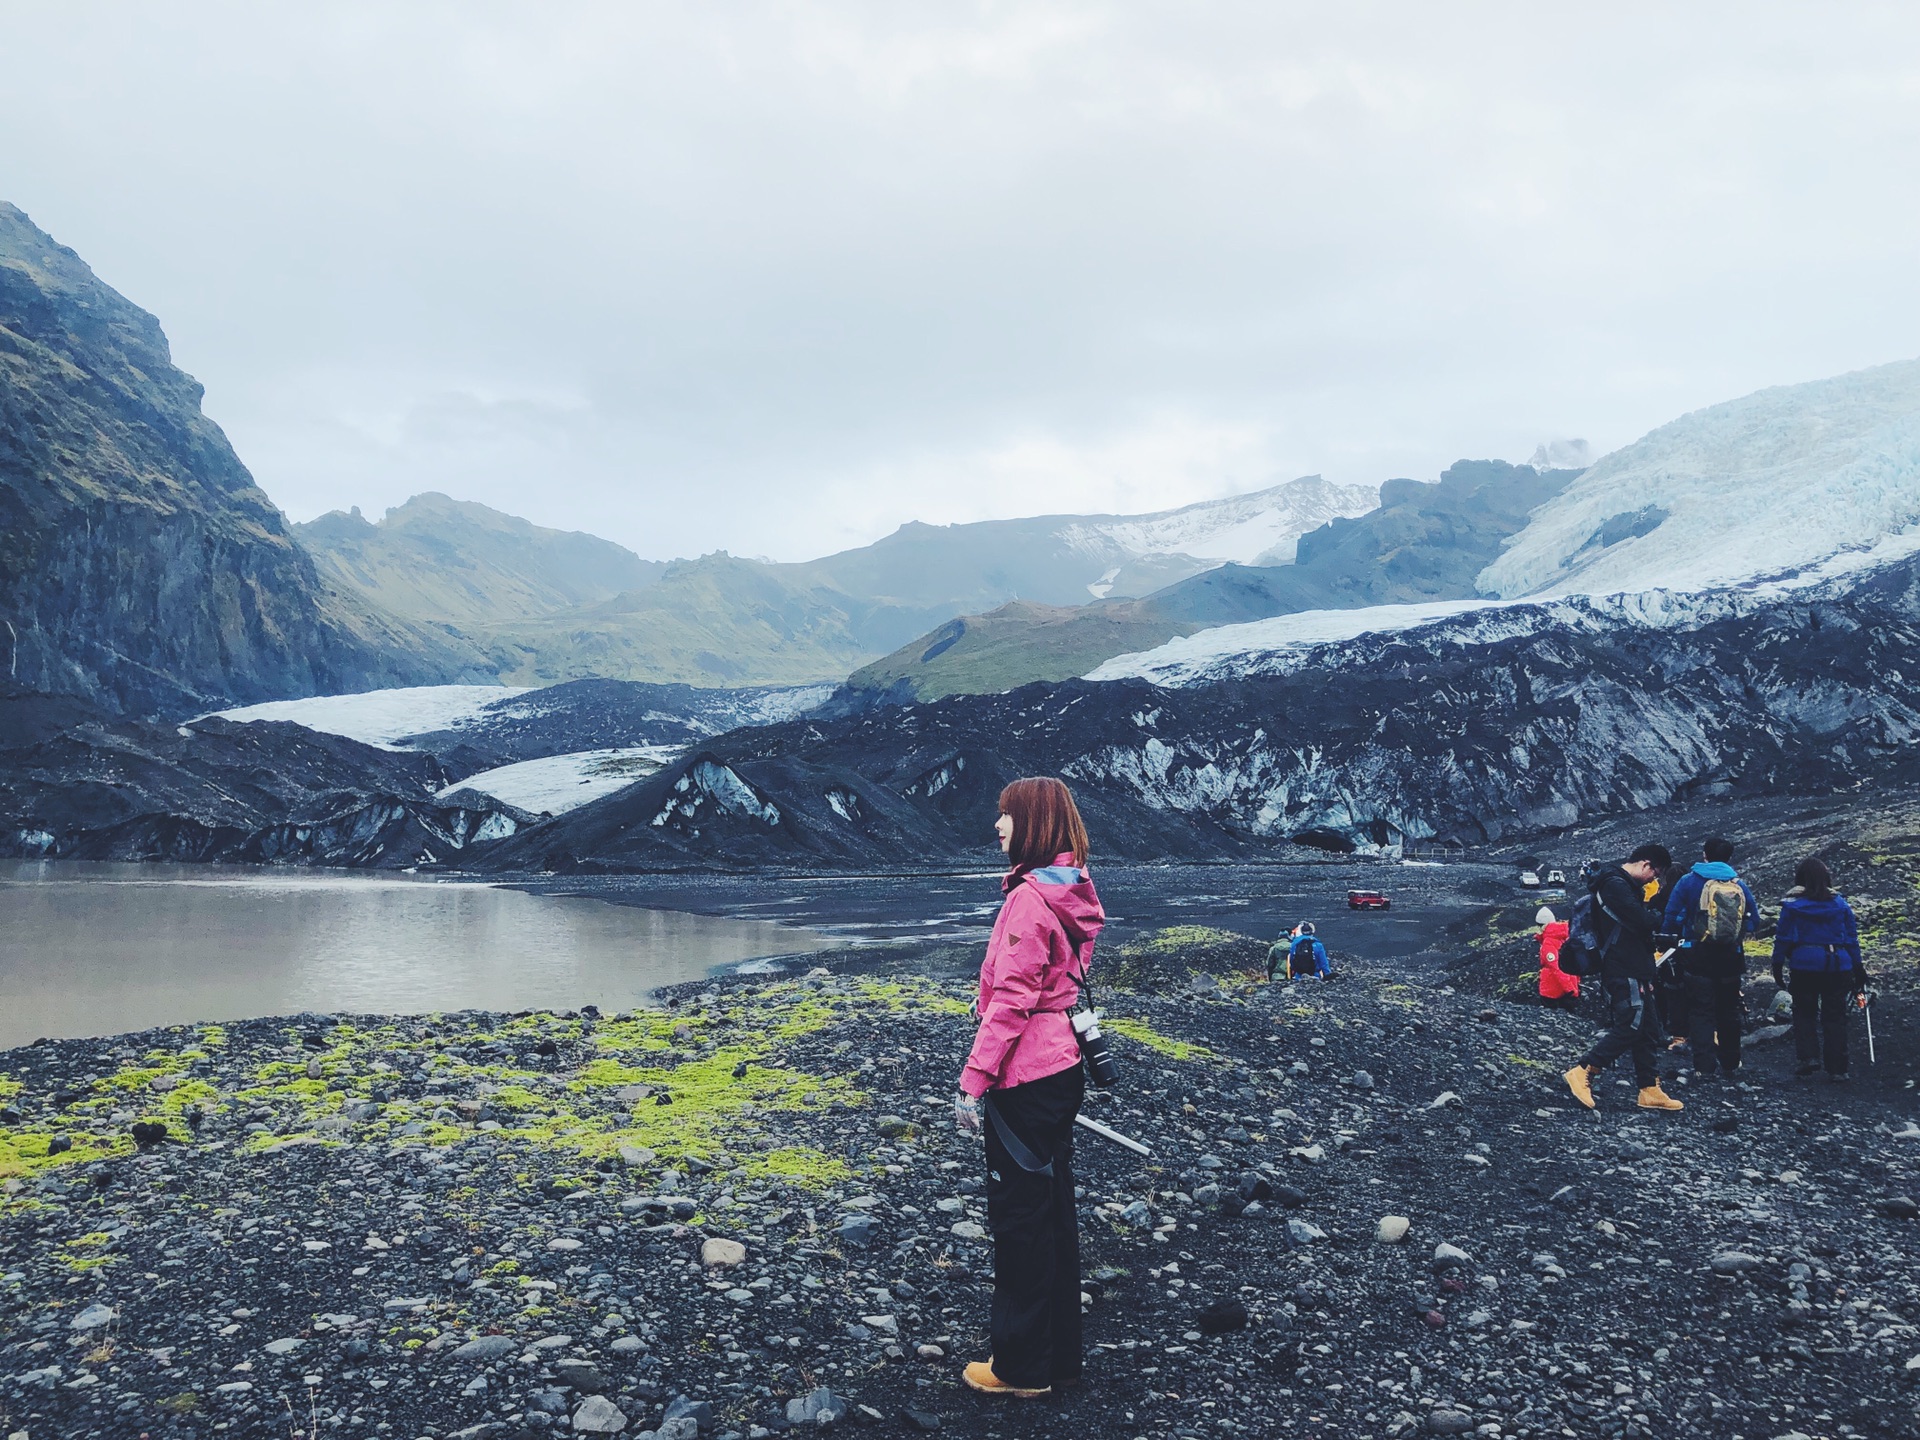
[1661,837,1761,1079]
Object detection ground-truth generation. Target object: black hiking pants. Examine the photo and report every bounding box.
[1579,976,1659,1089]
[984,1062,1084,1390]
[1790,971,1854,1076]
[1684,944,1746,1075]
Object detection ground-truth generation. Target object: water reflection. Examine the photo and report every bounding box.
[0,862,829,1048]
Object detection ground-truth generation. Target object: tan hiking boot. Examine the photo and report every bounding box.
[1637,1082,1683,1111]
[963,1361,1050,1398]
[1563,1064,1596,1110]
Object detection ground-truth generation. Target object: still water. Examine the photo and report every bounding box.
[0,862,830,1049]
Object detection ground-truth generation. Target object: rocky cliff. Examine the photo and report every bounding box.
[0,202,469,714]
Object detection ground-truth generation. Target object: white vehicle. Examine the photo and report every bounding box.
[1519,870,1542,889]
[1545,868,1566,885]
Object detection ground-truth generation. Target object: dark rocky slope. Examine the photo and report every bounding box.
[478,552,1920,873]
[838,461,1577,704]
[0,202,477,714]
[0,691,524,867]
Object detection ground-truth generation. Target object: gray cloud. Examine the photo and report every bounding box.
[5,2,1918,560]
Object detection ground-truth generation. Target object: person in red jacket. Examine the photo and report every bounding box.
[956,776,1104,1399]
[1536,905,1579,1010]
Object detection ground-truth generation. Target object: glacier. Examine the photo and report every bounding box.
[438,746,682,816]
[1481,356,1920,598]
[213,685,529,748]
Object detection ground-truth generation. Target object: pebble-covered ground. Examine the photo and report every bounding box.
[3,927,1918,1440]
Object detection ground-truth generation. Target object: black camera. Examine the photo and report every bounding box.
[1071,1009,1118,1087]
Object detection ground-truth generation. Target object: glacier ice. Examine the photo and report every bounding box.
[1482,356,1920,599]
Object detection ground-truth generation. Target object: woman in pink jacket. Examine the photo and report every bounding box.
[955,776,1105,1399]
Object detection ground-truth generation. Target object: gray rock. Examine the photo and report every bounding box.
[657,1421,700,1440]
[1432,1242,1472,1270]
[70,1303,114,1331]
[664,1395,713,1432]
[1119,1201,1153,1227]
[610,1335,645,1353]
[1350,1070,1375,1090]
[1375,1215,1410,1244]
[1427,1408,1473,1434]
[787,1387,849,1427]
[572,1395,630,1434]
[949,1220,987,1241]
[875,1115,914,1138]
[837,1214,876,1248]
[262,1337,303,1355]
[701,1237,747,1268]
[1287,1218,1326,1245]
[1710,1251,1763,1275]
[451,1335,519,1362]
[617,1144,656,1168]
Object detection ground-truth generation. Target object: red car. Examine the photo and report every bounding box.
[1348,890,1391,910]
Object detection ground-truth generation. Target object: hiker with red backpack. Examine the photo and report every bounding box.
[1559,843,1686,1112]
[1661,837,1762,1082]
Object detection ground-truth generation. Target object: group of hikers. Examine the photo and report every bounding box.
[1544,838,1870,1111]
[950,778,1881,1404]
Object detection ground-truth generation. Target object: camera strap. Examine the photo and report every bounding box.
[984,1094,1054,1177]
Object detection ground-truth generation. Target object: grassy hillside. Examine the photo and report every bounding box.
[295,493,665,629]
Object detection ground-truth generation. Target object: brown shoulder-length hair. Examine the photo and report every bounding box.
[999,776,1090,871]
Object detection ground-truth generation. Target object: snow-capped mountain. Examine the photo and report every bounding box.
[1482,357,1920,599]
[1092,358,1920,687]
[1062,475,1380,596]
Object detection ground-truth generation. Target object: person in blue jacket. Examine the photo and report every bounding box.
[1267,922,1331,980]
[1771,857,1867,1081]
[1661,836,1761,1080]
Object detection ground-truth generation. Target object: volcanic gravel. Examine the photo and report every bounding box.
[3,945,1919,1440]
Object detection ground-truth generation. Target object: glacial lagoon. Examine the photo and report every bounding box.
[0,861,830,1049]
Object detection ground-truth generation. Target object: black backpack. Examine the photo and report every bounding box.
[1556,862,1619,978]
[1289,934,1320,974]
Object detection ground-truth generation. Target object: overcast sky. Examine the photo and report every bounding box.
[5,3,1918,562]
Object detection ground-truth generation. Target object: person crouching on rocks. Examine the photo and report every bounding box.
[1564,843,1685,1113]
[954,775,1104,1398]
[1771,857,1868,1082]
[1270,922,1331,981]
[1535,907,1579,1011]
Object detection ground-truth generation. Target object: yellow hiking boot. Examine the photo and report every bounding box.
[1563,1065,1596,1110]
[963,1361,1050,1398]
[1637,1082,1683,1112]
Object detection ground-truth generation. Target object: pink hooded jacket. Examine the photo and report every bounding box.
[959,854,1106,1098]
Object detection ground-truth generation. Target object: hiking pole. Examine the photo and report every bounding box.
[1860,989,1877,1064]
[1075,1114,1152,1157]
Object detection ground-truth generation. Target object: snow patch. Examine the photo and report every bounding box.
[441,747,681,816]
[213,685,530,749]
[1059,475,1379,568]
